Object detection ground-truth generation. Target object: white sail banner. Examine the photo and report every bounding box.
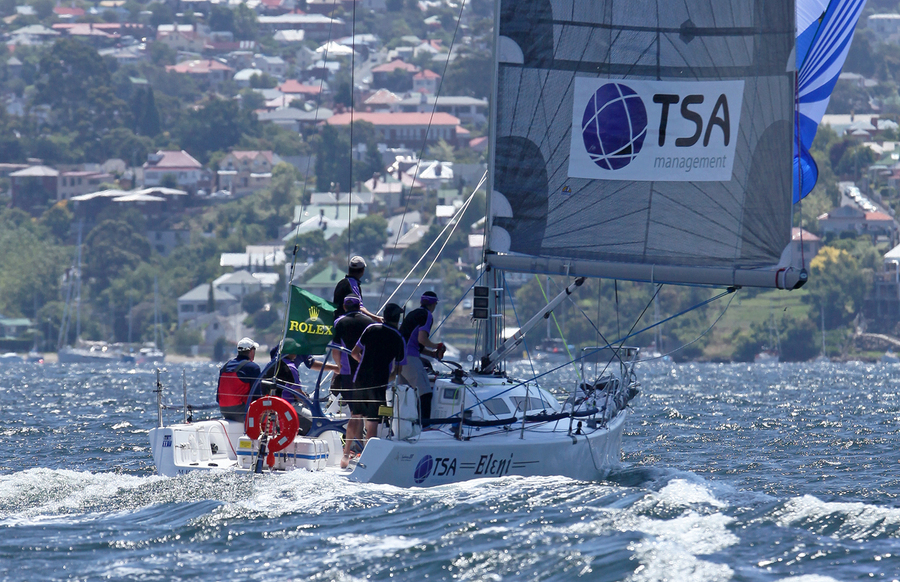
[567,79,744,182]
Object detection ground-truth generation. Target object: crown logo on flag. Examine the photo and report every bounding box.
[309,305,319,319]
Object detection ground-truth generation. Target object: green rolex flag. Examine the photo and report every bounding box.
[285,286,336,355]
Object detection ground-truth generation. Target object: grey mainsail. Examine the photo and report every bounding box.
[488,0,803,289]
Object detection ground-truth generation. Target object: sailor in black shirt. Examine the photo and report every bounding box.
[349,303,406,462]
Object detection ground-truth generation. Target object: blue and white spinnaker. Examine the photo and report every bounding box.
[794,0,868,202]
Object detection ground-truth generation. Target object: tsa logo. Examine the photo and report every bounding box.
[581,83,647,171]
[414,455,433,484]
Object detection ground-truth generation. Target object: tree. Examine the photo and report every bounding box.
[289,229,329,261]
[34,39,113,129]
[334,214,389,257]
[129,87,161,137]
[208,4,234,32]
[83,220,152,289]
[802,246,869,329]
[176,98,259,163]
[269,162,297,209]
[148,2,174,27]
[314,124,351,193]
[233,3,259,40]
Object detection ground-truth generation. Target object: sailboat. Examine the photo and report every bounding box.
[148,0,864,483]
[57,225,119,364]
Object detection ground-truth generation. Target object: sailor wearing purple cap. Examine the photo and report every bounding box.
[333,255,382,322]
[399,291,445,421]
[332,294,374,467]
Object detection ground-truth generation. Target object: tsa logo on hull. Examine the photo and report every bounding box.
[414,455,433,484]
[569,78,744,182]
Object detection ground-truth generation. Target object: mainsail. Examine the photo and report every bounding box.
[488,0,803,289]
[794,0,867,202]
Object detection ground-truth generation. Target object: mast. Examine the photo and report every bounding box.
[479,0,503,361]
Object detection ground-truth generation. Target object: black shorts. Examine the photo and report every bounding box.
[337,374,369,416]
[360,385,387,420]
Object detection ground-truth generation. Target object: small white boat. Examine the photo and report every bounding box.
[881,350,900,364]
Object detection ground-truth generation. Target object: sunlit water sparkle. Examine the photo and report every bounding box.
[2,361,900,581]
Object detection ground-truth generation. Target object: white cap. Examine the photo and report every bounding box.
[237,337,259,351]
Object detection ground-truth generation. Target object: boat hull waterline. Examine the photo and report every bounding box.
[148,410,629,486]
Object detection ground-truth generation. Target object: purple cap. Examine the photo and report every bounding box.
[343,294,362,309]
[420,291,439,306]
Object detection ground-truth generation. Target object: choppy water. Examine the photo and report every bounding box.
[2,361,900,581]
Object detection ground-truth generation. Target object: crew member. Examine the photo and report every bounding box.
[348,303,406,466]
[399,291,445,421]
[332,294,373,468]
[333,255,382,322]
[217,337,262,422]
[256,338,338,401]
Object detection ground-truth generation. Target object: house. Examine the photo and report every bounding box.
[412,69,441,94]
[157,24,207,52]
[177,284,239,326]
[324,111,462,148]
[165,59,233,87]
[217,150,282,197]
[256,14,347,41]
[867,243,900,329]
[363,89,401,111]
[371,59,419,91]
[395,94,489,126]
[10,165,59,214]
[220,244,287,270]
[277,79,322,98]
[53,6,85,19]
[255,55,286,78]
[143,150,205,192]
[790,228,821,268]
[256,107,333,132]
[818,205,899,244]
[58,170,114,200]
[868,13,900,41]
[233,68,265,87]
[213,270,263,299]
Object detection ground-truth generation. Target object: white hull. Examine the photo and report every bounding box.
[57,347,119,364]
[148,409,629,485]
[149,353,640,486]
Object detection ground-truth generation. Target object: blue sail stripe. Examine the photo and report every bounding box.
[799,1,864,87]
[799,0,864,78]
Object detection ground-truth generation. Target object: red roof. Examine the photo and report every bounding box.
[363,89,401,105]
[229,150,276,163]
[866,211,893,221]
[144,150,202,170]
[791,227,820,242]
[413,69,441,80]
[277,79,322,95]
[326,111,460,126]
[371,59,419,74]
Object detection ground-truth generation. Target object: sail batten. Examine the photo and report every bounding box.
[490,0,800,289]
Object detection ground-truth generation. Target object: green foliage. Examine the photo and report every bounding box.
[83,220,153,290]
[176,98,260,164]
[39,203,72,242]
[129,87,161,137]
[314,125,351,193]
[148,2,174,27]
[289,229,330,262]
[0,210,68,318]
[803,246,869,329]
[173,326,202,355]
[780,316,819,362]
[335,214,389,257]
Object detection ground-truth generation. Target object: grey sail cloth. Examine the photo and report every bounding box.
[488,0,799,289]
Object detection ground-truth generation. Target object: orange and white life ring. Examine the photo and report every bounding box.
[245,397,300,467]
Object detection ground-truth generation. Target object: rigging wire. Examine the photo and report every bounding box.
[378,0,472,302]
[376,177,482,312]
[534,274,582,381]
[399,185,478,307]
